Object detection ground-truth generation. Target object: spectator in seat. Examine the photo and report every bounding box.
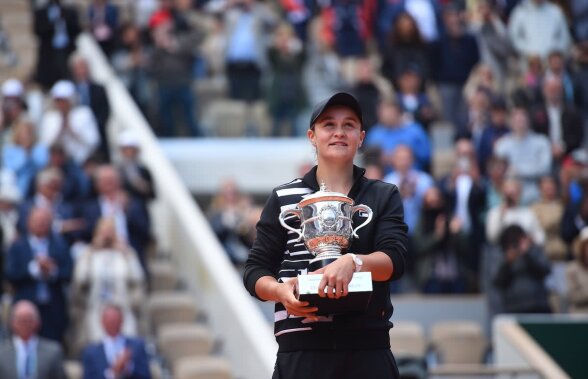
[531,175,568,309]
[39,80,100,166]
[5,208,73,343]
[88,0,119,58]
[45,144,92,204]
[531,176,567,262]
[116,131,155,214]
[0,300,66,379]
[365,99,431,173]
[486,178,545,247]
[545,50,575,105]
[111,23,151,116]
[377,0,441,49]
[0,181,21,251]
[508,0,571,64]
[82,304,151,379]
[412,186,467,294]
[438,138,487,291]
[430,3,480,129]
[17,168,85,245]
[383,145,433,235]
[267,23,306,137]
[208,178,255,266]
[566,227,588,314]
[494,107,552,205]
[470,0,513,92]
[485,155,508,210]
[493,224,551,314]
[561,191,588,247]
[395,64,436,131]
[381,11,431,89]
[33,0,81,90]
[148,2,204,137]
[81,165,151,272]
[1,79,29,145]
[73,218,145,347]
[476,96,509,176]
[511,55,544,109]
[2,119,49,198]
[351,58,392,134]
[529,75,584,164]
[69,53,111,162]
[224,0,276,103]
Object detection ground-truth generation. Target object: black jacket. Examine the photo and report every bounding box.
[243,165,408,352]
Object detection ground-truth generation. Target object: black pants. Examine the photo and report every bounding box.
[272,349,400,379]
[226,61,261,102]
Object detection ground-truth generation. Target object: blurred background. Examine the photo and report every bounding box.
[0,0,587,378]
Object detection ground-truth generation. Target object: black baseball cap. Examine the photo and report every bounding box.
[309,92,363,129]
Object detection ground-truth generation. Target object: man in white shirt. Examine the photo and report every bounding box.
[494,107,552,205]
[39,80,100,166]
[0,300,66,379]
[508,0,571,62]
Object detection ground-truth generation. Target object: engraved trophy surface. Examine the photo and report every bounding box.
[279,183,373,272]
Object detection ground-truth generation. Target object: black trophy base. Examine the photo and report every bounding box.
[308,257,338,272]
[296,272,373,315]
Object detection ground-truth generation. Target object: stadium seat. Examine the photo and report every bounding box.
[157,323,214,367]
[148,260,180,291]
[147,291,200,333]
[200,100,248,137]
[389,321,427,358]
[430,320,488,364]
[174,356,232,379]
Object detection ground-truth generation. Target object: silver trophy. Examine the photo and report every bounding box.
[279,183,373,272]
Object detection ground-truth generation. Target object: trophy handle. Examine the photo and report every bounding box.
[351,204,373,238]
[279,208,303,242]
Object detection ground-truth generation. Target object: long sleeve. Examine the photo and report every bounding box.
[243,190,288,299]
[493,259,513,289]
[5,240,35,285]
[524,247,551,279]
[371,183,408,281]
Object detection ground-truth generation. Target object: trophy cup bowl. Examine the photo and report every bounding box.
[278,186,373,272]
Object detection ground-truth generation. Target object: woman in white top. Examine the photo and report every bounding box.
[73,217,145,348]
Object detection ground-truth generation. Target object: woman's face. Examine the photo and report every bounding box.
[396,14,417,39]
[308,106,364,164]
[97,222,116,246]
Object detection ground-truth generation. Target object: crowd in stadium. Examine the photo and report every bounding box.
[1,0,588,376]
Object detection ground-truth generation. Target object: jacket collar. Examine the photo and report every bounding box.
[302,165,366,197]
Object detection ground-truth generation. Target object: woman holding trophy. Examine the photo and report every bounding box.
[243,92,408,378]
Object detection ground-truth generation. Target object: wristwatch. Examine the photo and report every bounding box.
[348,253,363,273]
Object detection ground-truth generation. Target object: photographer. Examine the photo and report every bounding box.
[493,224,551,314]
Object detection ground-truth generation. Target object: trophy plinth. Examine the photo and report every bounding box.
[279,184,374,314]
[297,272,373,315]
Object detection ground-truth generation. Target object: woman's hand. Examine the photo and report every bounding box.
[313,255,355,299]
[275,278,318,318]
